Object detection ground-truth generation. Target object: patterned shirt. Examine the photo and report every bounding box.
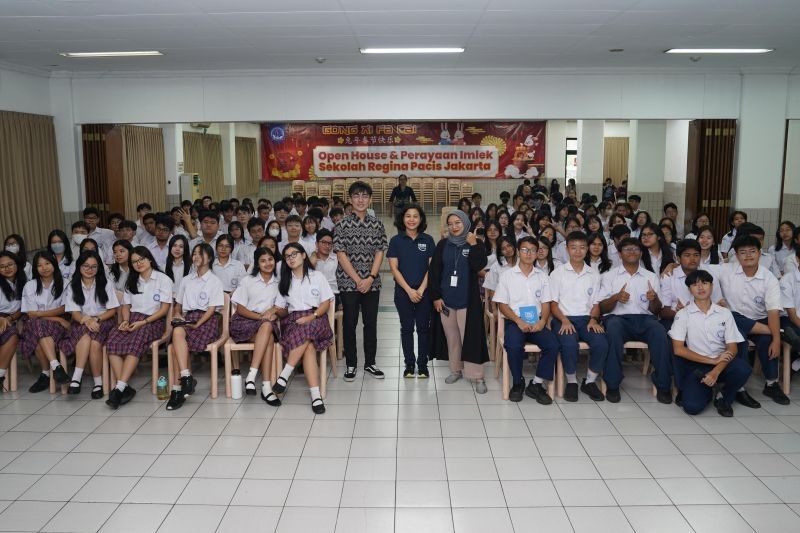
[333,212,388,292]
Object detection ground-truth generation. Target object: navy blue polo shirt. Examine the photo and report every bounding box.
[387,232,436,289]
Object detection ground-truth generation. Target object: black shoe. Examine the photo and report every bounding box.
[67,380,81,395]
[403,365,415,378]
[343,367,357,382]
[179,375,196,396]
[417,366,429,379]
[509,382,525,402]
[272,376,288,394]
[364,365,384,379]
[675,391,683,407]
[714,398,734,417]
[781,327,800,352]
[53,365,69,384]
[311,398,326,414]
[106,388,122,409]
[580,379,605,402]
[245,381,257,395]
[28,373,50,393]
[165,390,185,410]
[91,385,104,400]
[606,388,621,403]
[231,368,241,375]
[120,385,136,405]
[261,391,281,406]
[656,388,673,405]
[525,381,552,405]
[736,390,761,409]
[763,382,790,405]
[0,375,5,391]
[564,383,579,402]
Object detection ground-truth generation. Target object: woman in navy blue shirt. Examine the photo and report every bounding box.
[388,205,435,378]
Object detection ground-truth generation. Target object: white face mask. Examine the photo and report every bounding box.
[72,234,87,245]
[5,244,19,254]
[268,228,280,238]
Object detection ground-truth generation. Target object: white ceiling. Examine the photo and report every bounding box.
[1,0,799,73]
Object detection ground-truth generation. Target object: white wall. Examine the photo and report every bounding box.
[628,120,667,193]
[0,67,51,115]
[784,121,800,195]
[664,120,689,184]
[604,121,630,137]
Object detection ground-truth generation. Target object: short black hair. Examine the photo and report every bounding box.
[82,206,100,217]
[516,236,538,250]
[154,215,175,231]
[71,221,88,231]
[394,204,428,233]
[219,200,233,212]
[499,191,510,200]
[628,194,641,202]
[663,202,678,212]
[737,222,764,238]
[118,220,137,232]
[617,237,641,251]
[108,212,125,222]
[273,201,289,213]
[285,214,303,226]
[732,234,762,251]
[348,180,372,197]
[610,224,631,240]
[676,238,701,256]
[685,269,714,287]
[142,213,156,223]
[329,207,344,218]
[199,211,219,223]
[566,231,588,245]
[316,228,333,242]
[137,202,152,212]
[247,217,264,231]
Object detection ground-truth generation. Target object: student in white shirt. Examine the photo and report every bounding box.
[166,243,225,411]
[493,236,560,404]
[266,220,283,250]
[586,232,613,274]
[720,210,747,258]
[189,211,223,250]
[135,202,152,242]
[271,243,334,414]
[670,270,750,417]
[639,222,675,275]
[238,218,266,269]
[278,215,305,254]
[483,236,517,309]
[109,240,133,293]
[61,251,119,398]
[660,240,724,327]
[138,213,157,247]
[165,235,192,298]
[83,207,116,262]
[147,216,174,271]
[105,246,173,409]
[597,237,672,404]
[549,232,608,402]
[46,229,75,283]
[607,224,631,268]
[3,234,32,280]
[301,215,319,256]
[553,217,583,264]
[0,252,25,389]
[769,221,795,273]
[510,212,529,242]
[727,224,783,279]
[697,226,724,266]
[21,251,70,392]
[535,236,561,275]
[779,265,800,372]
[309,229,339,305]
[230,247,286,403]
[212,235,247,292]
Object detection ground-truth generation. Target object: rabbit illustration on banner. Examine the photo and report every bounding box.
[452,123,466,145]
[439,123,452,145]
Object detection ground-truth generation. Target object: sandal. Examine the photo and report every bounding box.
[91,385,104,400]
[272,376,288,394]
[311,398,326,415]
[67,380,82,395]
[261,391,281,406]
[245,380,257,395]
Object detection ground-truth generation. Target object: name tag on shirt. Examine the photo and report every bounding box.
[519,305,539,324]
[450,275,458,287]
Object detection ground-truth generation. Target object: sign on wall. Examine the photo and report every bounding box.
[261,121,545,181]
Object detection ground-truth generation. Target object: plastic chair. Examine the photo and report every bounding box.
[433,178,448,208]
[304,181,319,198]
[331,179,346,200]
[421,177,435,210]
[291,180,305,196]
[448,179,462,206]
[318,182,332,201]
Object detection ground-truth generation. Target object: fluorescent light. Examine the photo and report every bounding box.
[664,48,773,54]
[360,47,464,54]
[58,51,163,58]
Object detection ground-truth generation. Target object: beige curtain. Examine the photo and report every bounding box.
[0,111,63,249]
[603,137,629,186]
[235,136,259,197]
[183,131,224,200]
[120,125,167,218]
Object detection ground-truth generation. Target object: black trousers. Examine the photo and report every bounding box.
[341,290,380,368]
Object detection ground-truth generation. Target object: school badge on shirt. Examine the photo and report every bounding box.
[418,243,427,252]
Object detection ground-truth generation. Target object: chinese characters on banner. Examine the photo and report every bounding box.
[261,121,546,181]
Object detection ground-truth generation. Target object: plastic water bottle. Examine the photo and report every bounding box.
[231,374,243,400]
[157,376,169,400]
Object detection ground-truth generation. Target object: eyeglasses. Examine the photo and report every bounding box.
[519,247,537,255]
[216,244,232,250]
[318,240,333,246]
[0,263,15,271]
[155,226,170,232]
[132,257,148,265]
[621,246,641,253]
[284,251,302,261]
[80,264,99,271]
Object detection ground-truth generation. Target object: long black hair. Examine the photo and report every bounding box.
[109,239,134,283]
[47,229,73,266]
[697,225,721,265]
[3,234,27,267]
[690,212,711,237]
[79,237,99,255]
[631,211,652,232]
[638,222,674,273]
[483,220,502,257]
[32,251,64,298]
[165,235,191,282]
[125,246,162,295]
[279,243,312,297]
[0,251,25,301]
[585,232,612,274]
[775,221,796,252]
[70,251,109,307]
[250,247,278,277]
[727,210,747,237]
[497,235,517,266]
[537,236,556,274]
[228,220,245,241]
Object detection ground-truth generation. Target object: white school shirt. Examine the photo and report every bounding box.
[780,269,800,312]
[21,279,65,312]
[138,231,156,247]
[659,265,724,311]
[233,241,256,267]
[284,269,334,313]
[535,258,561,275]
[176,270,224,312]
[231,273,285,314]
[147,241,170,271]
[212,258,247,292]
[554,241,569,264]
[608,242,621,267]
[313,254,339,295]
[301,234,318,256]
[700,250,724,266]
[64,280,120,316]
[123,271,173,315]
[321,217,335,231]
[111,268,129,292]
[597,264,661,316]
[549,262,601,317]
[669,302,744,358]
[189,232,222,250]
[23,262,32,280]
[492,264,553,318]
[784,254,799,275]
[0,286,21,314]
[173,225,190,239]
[278,239,308,255]
[484,251,498,272]
[727,250,782,279]
[720,231,736,255]
[88,227,116,255]
[769,244,794,273]
[168,262,189,297]
[483,258,513,292]
[57,257,75,282]
[707,263,781,321]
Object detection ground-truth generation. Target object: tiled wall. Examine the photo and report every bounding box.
[740,207,780,241]
[782,194,800,226]
[633,192,665,219]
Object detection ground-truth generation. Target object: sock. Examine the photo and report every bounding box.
[310,386,321,401]
[766,379,777,386]
[533,376,544,384]
[279,364,295,382]
[93,376,103,387]
[794,359,800,372]
[41,370,50,377]
[71,367,84,384]
[585,370,598,383]
[115,380,126,392]
[246,367,258,383]
[49,359,60,370]
[172,385,181,392]
[0,369,6,378]
[180,369,191,378]
[262,381,272,396]
[566,373,578,384]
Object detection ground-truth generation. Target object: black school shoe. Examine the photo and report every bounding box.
[166,390,185,410]
[67,380,82,395]
[403,365,415,378]
[714,398,734,417]
[606,388,622,403]
[53,365,69,384]
[417,366,429,379]
[311,398,326,414]
[656,388,673,405]
[91,385,104,400]
[564,383,579,402]
[261,391,281,406]
[106,388,122,409]
[120,386,136,405]
[525,382,552,405]
[736,390,761,409]
[509,382,525,402]
[763,382,790,405]
[580,380,605,401]
[28,373,50,393]
[364,365,385,379]
[179,375,197,396]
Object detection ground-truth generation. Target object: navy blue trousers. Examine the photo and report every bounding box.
[394,288,431,367]
[504,321,560,385]
[603,314,672,390]
[551,316,608,375]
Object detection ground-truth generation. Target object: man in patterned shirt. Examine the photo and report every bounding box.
[334,181,389,381]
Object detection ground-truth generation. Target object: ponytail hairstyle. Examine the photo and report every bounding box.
[70,250,109,307]
[32,251,64,299]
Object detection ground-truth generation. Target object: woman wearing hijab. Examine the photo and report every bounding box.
[429,209,490,393]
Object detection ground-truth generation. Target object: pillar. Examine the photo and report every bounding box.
[576,120,604,198]
[628,120,666,215]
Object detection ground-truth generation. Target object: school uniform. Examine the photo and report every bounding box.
[779,269,800,344]
[768,244,793,272]
[301,234,318,256]
[175,270,225,352]
[720,230,737,256]
[23,262,32,280]
[147,241,170,271]
[387,232,436,368]
[608,243,621,267]
[554,241,569,264]
[19,279,67,357]
[483,258,512,293]
[279,270,334,354]
[278,239,307,255]
[59,281,120,354]
[212,257,247,292]
[189,232,222,250]
[111,268,129,293]
[535,258,561,275]
[660,266,724,312]
[313,254,339,296]
[137,231,156,247]
[0,284,21,346]
[106,271,173,356]
[549,262,608,377]
[57,257,75,282]
[230,273,285,343]
[597,265,672,392]
[88,227,116,262]
[321,217,335,231]
[669,302,750,414]
[233,241,256,267]
[701,251,724,266]
[783,254,798,275]
[728,251,782,279]
[168,262,189,298]
[492,265,560,386]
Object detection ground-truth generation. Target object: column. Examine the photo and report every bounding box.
[49,77,84,228]
[220,122,237,198]
[628,120,666,215]
[576,120,604,198]
[545,119,567,181]
[161,123,183,206]
[663,120,689,226]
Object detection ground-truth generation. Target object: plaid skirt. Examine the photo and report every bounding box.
[279,309,333,354]
[58,319,116,354]
[19,317,68,357]
[106,312,165,357]
[230,314,278,344]
[0,314,18,345]
[180,310,221,352]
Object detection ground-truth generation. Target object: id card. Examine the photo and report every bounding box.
[518,305,539,324]
[450,276,458,287]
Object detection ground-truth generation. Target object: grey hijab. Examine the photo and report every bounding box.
[446,210,470,247]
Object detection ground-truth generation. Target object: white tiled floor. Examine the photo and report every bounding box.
[2,267,800,532]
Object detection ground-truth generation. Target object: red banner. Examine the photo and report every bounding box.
[261,121,545,181]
